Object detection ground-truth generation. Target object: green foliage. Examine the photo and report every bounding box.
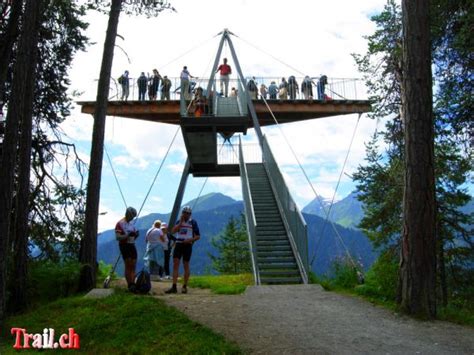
[209,215,252,274]
[352,0,473,312]
[0,291,241,354]
[355,251,398,301]
[331,258,361,289]
[27,260,81,306]
[188,274,253,295]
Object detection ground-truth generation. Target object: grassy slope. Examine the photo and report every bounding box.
[188,274,254,294]
[1,289,240,354]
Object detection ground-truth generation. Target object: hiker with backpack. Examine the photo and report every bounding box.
[165,206,200,294]
[143,220,165,280]
[115,206,139,292]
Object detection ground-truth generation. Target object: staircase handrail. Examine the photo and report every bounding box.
[239,136,260,285]
[261,135,309,283]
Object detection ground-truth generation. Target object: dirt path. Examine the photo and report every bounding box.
[151,282,474,354]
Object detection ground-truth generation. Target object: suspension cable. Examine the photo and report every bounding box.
[311,113,363,267]
[259,95,361,269]
[104,144,128,209]
[136,126,181,219]
[159,36,215,70]
[236,36,307,77]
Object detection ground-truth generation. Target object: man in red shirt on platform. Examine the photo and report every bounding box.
[216,57,232,97]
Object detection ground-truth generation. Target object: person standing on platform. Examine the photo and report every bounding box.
[165,206,200,294]
[216,57,232,97]
[119,70,130,101]
[180,66,196,101]
[268,81,278,100]
[317,75,328,100]
[149,69,161,100]
[161,75,172,100]
[301,76,313,99]
[137,72,148,101]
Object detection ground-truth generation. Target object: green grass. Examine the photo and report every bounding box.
[1,289,241,354]
[188,274,254,295]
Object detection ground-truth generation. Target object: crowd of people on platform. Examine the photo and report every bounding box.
[115,205,200,295]
[117,58,331,109]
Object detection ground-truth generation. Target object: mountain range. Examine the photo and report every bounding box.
[98,192,377,277]
[302,191,364,229]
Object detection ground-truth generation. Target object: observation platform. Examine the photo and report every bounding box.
[77,99,371,127]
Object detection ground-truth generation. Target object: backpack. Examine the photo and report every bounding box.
[134,269,151,294]
[118,75,123,84]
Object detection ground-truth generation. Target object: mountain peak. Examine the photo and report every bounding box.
[183,192,237,213]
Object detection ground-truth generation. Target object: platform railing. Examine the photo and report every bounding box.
[239,136,260,285]
[261,135,309,281]
[78,76,367,102]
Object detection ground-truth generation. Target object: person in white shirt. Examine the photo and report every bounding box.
[143,220,165,278]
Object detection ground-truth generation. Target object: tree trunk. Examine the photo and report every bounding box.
[0,0,42,325]
[79,0,122,292]
[0,0,22,108]
[9,0,43,314]
[398,0,437,318]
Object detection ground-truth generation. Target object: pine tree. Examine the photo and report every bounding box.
[210,215,252,274]
[353,0,472,314]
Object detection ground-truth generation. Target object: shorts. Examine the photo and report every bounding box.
[119,243,137,260]
[173,243,193,262]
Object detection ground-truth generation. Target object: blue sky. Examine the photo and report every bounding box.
[63,0,393,231]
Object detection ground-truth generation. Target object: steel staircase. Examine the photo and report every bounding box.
[215,96,241,117]
[246,163,303,284]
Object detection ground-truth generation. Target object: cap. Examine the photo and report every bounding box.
[153,219,162,227]
[182,205,192,214]
[161,222,168,229]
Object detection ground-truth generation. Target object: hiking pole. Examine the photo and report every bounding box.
[103,254,121,289]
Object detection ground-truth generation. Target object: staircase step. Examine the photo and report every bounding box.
[257,239,289,246]
[257,245,292,252]
[257,256,295,263]
[260,277,302,284]
[259,262,298,269]
[257,251,293,257]
[260,270,300,276]
[256,234,287,240]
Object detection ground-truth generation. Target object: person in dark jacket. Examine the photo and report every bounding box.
[148,69,161,100]
[137,72,148,101]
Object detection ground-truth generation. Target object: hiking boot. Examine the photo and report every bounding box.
[182,286,188,294]
[165,286,177,294]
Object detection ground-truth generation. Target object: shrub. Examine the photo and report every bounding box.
[28,259,81,305]
[331,257,361,289]
[355,250,398,301]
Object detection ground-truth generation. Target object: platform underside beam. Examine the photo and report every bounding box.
[78,99,371,127]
